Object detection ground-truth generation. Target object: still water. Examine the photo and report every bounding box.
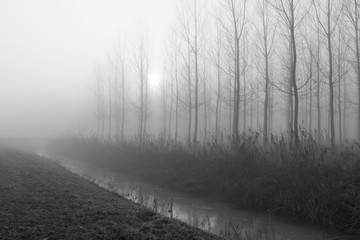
[44,153,328,240]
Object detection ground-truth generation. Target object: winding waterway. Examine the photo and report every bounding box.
[42,152,330,240]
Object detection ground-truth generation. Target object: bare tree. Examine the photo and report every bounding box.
[211,15,224,141]
[176,0,193,144]
[174,45,180,142]
[221,0,247,141]
[242,36,248,133]
[254,0,276,144]
[133,28,150,142]
[337,28,343,142]
[344,0,360,141]
[175,0,206,143]
[161,65,168,136]
[107,60,114,141]
[314,20,323,143]
[108,41,127,140]
[168,61,174,141]
[144,54,150,138]
[191,0,206,143]
[302,32,315,133]
[202,55,208,141]
[120,48,126,138]
[313,0,342,147]
[93,65,106,139]
[269,0,309,146]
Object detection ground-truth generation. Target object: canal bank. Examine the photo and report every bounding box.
[50,154,332,240]
[0,149,221,240]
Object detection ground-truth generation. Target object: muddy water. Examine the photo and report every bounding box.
[45,154,329,240]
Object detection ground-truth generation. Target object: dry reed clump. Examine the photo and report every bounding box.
[47,132,360,236]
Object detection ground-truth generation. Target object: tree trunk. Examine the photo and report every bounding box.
[97,75,101,138]
[263,31,270,144]
[108,75,112,141]
[287,59,293,140]
[338,31,342,142]
[317,27,321,143]
[229,63,233,133]
[305,88,308,130]
[289,1,299,147]
[233,36,240,140]
[309,68,313,133]
[203,59,207,141]
[187,44,192,144]
[215,49,221,141]
[168,65,174,141]
[343,74,347,140]
[230,0,240,141]
[250,82,253,130]
[327,0,335,148]
[257,83,260,131]
[193,48,199,144]
[355,0,360,141]
[144,60,149,139]
[139,52,144,143]
[162,68,167,136]
[121,59,125,138]
[243,56,246,133]
[175,54,179,142]
[193,0,199,144]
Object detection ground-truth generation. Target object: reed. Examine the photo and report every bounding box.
[48,131,360,236]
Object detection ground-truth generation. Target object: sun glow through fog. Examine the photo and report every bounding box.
[149,71,162,92]
[0,0,174,138]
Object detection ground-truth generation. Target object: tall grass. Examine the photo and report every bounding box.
[48,131,360,237]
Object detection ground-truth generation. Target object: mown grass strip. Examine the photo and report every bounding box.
[0,149,222,240]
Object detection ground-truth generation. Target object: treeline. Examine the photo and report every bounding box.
[91,0,360,147]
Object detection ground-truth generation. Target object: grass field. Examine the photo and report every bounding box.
[0,149,222,240]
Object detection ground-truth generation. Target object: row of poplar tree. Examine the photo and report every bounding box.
[92,0,360,147]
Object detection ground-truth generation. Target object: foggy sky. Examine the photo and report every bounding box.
[0,0,172,138]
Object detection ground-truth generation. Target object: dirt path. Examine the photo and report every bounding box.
[0,149,221,240]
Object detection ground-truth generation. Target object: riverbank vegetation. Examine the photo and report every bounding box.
[48,132,360,238]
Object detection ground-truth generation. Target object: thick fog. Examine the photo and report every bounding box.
[3,2,360,239]
[0,0,359,143]
[0,0,172,138]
